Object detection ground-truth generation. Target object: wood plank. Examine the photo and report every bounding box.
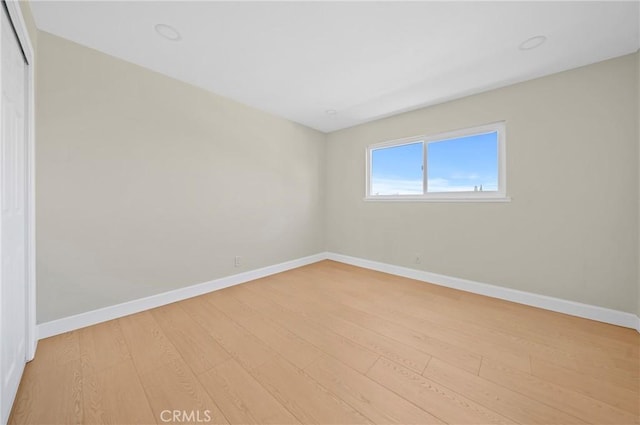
[314,313,432,374]
[152,302,230,374]
[82,359,156,425]
[208,290,323,369]
[304,355,444,424]
[235,315,323,370]
[180,296,275,371]
[206,288,261,321]
[78,319,130,374]
[328,302,483,374]
[433,283,639,356]
[458,288,638,344]
[138,358,229,425]
[614,356,640,374]
[320,261,639,359]
[258,279,434,373]
[9,360,83,425]
[268,312,379,375]
[22,331,81,376]
[424,357,586,424]
[299,262,462,306]
[269,274,528,372]
[198,359,300,424]
[319,261,630,349]
[480,357,639,424]
[251,355,372,424]
[233,286,379,374]
[335,281,564,366]
[530,356,639,415]
[367,357,513,424]
[293,263,637,374]
[541,355,640,392]
[466,309,640,361]
[118,310,182,374]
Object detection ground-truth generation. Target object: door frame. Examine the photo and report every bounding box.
[3,0,36,361]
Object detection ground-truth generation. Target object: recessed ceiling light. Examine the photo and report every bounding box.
[519,35,547,51]
[155,24,181,41]
[325,109,337,115]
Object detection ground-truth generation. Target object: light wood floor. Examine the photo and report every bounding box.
[9,260,640,425]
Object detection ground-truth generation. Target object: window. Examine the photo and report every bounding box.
[366,122,507,201]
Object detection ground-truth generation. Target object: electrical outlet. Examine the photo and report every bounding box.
[414,254,422,264]
[234,256,242,267]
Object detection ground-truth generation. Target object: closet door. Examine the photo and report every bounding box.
[0,2,28,423]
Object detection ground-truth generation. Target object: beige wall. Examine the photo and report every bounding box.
[32,23,640,321]
[36,32,325,323]
[326,53,639,314]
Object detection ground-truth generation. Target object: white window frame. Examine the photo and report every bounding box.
[365,121,509,202]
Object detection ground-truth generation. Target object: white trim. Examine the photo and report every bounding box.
[3,1,36,361]
[326,252,640,331]
[37,251,640,340]
[4,1,33,65]
[369,134,426,151]
[363,195,511,203]
[37,253,328,340]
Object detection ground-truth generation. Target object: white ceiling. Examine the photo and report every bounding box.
[30,1,639,133]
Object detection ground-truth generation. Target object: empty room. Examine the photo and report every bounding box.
[1,0,639,424]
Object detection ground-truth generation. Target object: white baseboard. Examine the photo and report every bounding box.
[326,252,640,331]
[38,251,639,339]
[37,252,328,339]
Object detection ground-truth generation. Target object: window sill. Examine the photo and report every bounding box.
[363,195,511,203]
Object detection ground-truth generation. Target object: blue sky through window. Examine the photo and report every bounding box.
[371,142,423,195]
[427,132,498,192]
[370,132,498,195]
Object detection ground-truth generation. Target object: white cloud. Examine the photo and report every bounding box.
[450,172,480,180]
[372,177,497,195]
[428,178,496,192]
[371,178,422,195]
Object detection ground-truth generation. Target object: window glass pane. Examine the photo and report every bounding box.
[427,132,498,193]
[371,142,423,195]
